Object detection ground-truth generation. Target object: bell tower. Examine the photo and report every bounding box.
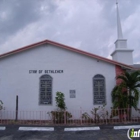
[111,1,133,65]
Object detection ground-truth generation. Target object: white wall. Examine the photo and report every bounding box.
[112,50,133,65]
[0,44,116,114]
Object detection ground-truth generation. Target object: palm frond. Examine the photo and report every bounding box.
[111,70,140,109]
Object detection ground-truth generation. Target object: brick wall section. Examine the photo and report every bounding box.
[115,65,125,85]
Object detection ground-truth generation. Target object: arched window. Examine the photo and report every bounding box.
[93,74,106,105]
[39,75,52,105]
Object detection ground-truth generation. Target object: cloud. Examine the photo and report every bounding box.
[0,0,42,42]
[0,0,140,64]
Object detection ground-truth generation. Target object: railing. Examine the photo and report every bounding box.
[0,108,140,125]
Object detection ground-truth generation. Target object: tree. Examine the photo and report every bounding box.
[55,92,66,111]
[112,70,140,109]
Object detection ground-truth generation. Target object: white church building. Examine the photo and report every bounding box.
[0,3,140,120]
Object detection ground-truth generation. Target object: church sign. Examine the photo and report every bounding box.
[29,70,63,74]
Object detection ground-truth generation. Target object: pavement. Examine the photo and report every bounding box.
[0,124,140,140]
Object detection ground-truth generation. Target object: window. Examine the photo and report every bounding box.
[93,74,106,105]
[39,75,52,105]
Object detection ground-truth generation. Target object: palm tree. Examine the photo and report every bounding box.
[111,70,140,118]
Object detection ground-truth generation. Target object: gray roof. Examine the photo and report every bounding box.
[130,64,140,69]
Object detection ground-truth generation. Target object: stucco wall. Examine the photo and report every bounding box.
[112,50,133,65]
[0,44,116,113]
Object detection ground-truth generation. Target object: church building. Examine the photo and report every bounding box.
[0,3,139,119]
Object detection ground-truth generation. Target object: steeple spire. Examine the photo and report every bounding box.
[116,0,123,39]
[110,0,134,65]
[114,0,127,49]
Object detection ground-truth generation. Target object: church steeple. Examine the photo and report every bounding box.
[111,0,133,65]
[114,0,127,49]
[116,1,123,39]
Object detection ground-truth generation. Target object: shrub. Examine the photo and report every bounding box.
[48,92,72,123]
[82,104,108,123]
[55,92,66,111]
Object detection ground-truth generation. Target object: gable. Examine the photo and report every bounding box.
[0,39,136,70]
[0,44,114,69]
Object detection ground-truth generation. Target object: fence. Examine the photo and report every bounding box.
[0,108,140,125]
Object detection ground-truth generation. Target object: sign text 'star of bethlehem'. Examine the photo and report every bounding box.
[29,70,63,74]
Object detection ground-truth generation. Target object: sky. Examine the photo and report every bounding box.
[0,0,140,64]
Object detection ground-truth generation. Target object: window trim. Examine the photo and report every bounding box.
[39,74,53,105]
[93,74,106,105]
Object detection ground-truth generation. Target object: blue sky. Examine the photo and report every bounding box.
[0,0,140,63]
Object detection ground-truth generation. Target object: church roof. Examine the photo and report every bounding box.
[130,64,140,69]
[0,39,138,70]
